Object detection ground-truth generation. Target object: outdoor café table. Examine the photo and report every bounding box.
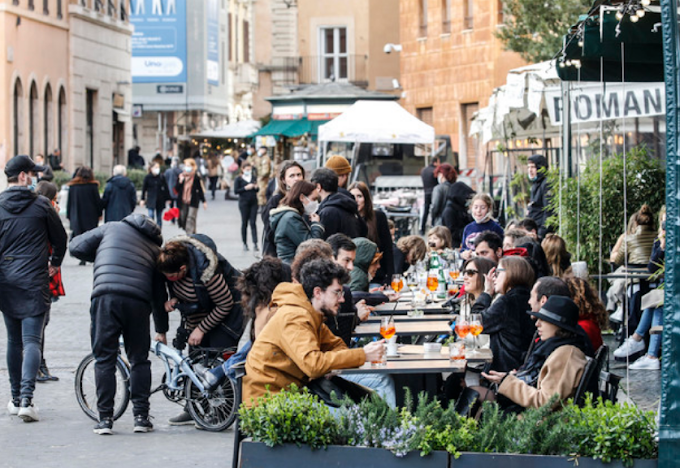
[373,301,449,315]
[352,321,452,337]
[365,314,454,323]
[393,345,493,364]
[333,359,466,376]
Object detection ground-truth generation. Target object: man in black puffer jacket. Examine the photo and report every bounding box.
[69,214,167,435]
[527,154,552,240]
[311,168,367,239]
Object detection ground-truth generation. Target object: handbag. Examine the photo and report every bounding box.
[306,375,374,407]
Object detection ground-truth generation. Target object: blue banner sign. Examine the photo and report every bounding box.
[206,0,220,85]
[131,0,187,84]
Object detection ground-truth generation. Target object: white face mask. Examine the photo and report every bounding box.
[438,175,447,184]
[304,200,319,216]
[243,170,252,178]
[27,176,37,191]
[473,212,492,224]
[152,168,160,175]
[184,166,193,173]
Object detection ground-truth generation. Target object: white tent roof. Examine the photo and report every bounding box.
[318,100,435,144]
[192,120,261,139]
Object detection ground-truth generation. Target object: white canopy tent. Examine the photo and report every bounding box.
[191,120,261,139]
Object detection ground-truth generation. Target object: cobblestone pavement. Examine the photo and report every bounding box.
[0,191,261,468]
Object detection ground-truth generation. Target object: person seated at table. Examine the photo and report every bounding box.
[242,258,386,406]
[460,257,496,312]
[349,237,384,293]
[393,235,427,275]
[542,234,572,278]
[503,229,551,279]
[474,256,535,372]
[427,226,453,254]
[480,295,593,412]
[518,218,540,240]
[473,231,503,263]
[565,277,606,351]
[460,193,504,260]
[610,204,656,267]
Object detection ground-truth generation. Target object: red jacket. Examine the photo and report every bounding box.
[578,316,603,351]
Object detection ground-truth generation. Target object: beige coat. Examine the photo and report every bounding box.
[242,283,365,406]
[498,344,587,409]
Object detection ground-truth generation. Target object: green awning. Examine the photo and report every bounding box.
[251,117,330,138]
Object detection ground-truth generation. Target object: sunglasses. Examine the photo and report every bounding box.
[463,269,478,276]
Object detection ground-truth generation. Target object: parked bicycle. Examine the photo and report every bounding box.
[74,339,239,432]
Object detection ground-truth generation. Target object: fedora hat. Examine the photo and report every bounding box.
[527,295,581,335]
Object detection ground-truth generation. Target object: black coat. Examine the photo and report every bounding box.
[142,173,170,210]
[472,286,535,372]
[317,192,367,239]
[176,173,205,208]
[66,181,102,237]
[393,245,409,275]
[234,175,259,205]
[69,214,167,332]
[421,163,438,196]
[261,192,284,257]
[371,209,394,285]
[0,187,68,318]
[102,175,137,223]
[164,167,181,201]
[528,175,551,238]
[441,181,475,247]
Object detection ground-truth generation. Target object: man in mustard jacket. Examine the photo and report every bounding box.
[242,258,385,405]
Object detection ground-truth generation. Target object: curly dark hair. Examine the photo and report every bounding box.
[237,257,292,318]
[299,258,349,300]
[565,277,609,330]
[157,241,190,273]
[291,245,332,282]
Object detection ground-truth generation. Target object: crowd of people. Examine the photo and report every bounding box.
[0,149,665,435]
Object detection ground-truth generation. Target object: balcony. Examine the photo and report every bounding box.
[298,55,368,88]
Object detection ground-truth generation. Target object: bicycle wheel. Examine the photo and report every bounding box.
[74,353,131,421]
[185,374,239,432]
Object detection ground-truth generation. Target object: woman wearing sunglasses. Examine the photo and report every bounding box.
[460,257,496,312]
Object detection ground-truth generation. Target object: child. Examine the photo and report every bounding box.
[460,193,504,260]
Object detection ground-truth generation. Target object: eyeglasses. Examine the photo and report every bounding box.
[330,289,344,298]
[463,269,478,277]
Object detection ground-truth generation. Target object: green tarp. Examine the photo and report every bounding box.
[251,117,330,138]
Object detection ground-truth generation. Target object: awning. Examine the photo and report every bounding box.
[192,120,261,139]
[252,117,329,138]
[113,108,131,123]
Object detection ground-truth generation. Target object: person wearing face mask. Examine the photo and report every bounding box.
[102,165,137,223]
[269,180,325,263]
[460,193,504,260]
[234,162,260,252]
[140,163,170,227]
[0,155,67,422]
[526,154,552,240]
[175,158,207,235]
[261,160,306,257]
[430,163,456,227]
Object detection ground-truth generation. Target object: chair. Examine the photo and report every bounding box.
[230,362,246,468]
[573,356,599,406]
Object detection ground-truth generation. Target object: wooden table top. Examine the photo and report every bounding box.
[373,301,450,315]
[394,345,493,363]
[365,314,454,322]
[335,359,466,375]
[352,321,452,337]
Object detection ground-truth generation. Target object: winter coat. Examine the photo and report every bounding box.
[39,165,54,182]
[234,175,259,205]
[68,214,167,331]
[317,192,367,239]
[498,344,587,409]
[242,283,366,406]
[176,173,205,208]
[527,155,551,238]
[421,163,437,196]
[66,179,102,236]
[261,192,284,257]
[102,175,137,223]
[0,187,68,318]
[460,219,504,252]
[164,166,181,200]
[349,237,378,292]
[142,173,170,210]
[430,180,451,226]
[441,181,475,247]
[270,206,325,263]
[472,286,535,372]
[371,209,394,285]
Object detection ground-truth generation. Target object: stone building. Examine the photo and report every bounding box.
[399,0,525,170]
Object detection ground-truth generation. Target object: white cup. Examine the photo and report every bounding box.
[386,342,398,356]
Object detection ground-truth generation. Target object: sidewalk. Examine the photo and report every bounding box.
[0,192,261,468]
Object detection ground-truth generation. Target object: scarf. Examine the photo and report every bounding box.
[182,174,194,205]
[514,333,591,387]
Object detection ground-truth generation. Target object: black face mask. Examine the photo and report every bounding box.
[428,243,437,248]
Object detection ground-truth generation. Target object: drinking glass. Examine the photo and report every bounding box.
[454,318,470,341]
[371,317,395,367]
[426,272,438,301]
[449,341,465,361]
[391,274,404,294]
[469,314,483,354]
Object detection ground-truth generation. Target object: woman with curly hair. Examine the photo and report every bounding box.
[542,234,572,278]
[565,277,607,350]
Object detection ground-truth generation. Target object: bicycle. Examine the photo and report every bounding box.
[74,339,239,432]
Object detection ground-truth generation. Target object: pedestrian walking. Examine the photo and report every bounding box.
[255,147,271,206]
[176,158,207,235]
[141,162,170,227]
[66,167,102,265]
[164,157,182,220]
[34,154,54,182]
[207,154,221,200]
[420,156,440,234]
[69,214,168,435]
[234,161,259,251]
[35,181,65,383]
[0,155,68,422]
[102,165,137,223]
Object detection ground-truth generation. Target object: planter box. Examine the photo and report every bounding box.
[451,452,657,468]
[239,441,448,468]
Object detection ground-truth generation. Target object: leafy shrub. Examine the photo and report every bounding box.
[546,147,665,273]
[51,170,72,190]
[126,168,147,191]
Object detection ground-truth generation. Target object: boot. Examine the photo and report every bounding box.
[36,360,58,382]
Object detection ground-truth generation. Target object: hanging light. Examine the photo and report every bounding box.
[630,14,639,22]
[615,10,624,20]
[641,0,651,6]
[578,40,584,47]
[636,8,645,18]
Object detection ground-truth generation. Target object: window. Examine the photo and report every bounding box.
[497,0,504,24]
[13,1,19,6]
[58,0,63,19]
[419,0,428,37]
[228,14,232,61]
[29,82,39,159]
[28,0,34,10]
[95,0,103,13]
[13,79,24,157]
[464,0,473,29]
[461,103,479,165]
[108,0,115,16]
[243,21,250,63]
[58,87,67,158]
[86,89,96,168]
[120,0,127,21]
[319,27,348,81]
[442,0,451,34]
[44,84,53,157]
[43,0,48,14]
[417,107,434,126]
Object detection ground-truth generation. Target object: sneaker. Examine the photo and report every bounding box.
[7,398,20,416]
[610,305,624,323]
[243,244,249,252]
[613,336,646,358]
[17,398,39,422]
[93,418,113,435]
[629,355,661,370]
[253,244,259,252]
[168,410,193,426]
[133,415,154,433]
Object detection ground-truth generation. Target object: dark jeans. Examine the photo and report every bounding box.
[147,207,163,227]
[239,200,258,245]
[90,294,151,419]
[209,176,219,198]
[420,192,432,234]
[3,312,47,400]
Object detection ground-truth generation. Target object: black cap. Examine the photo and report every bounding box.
[527,295,581,334]
[4,155,46,178]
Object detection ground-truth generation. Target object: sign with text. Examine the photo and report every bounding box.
[157,84,184,94]
[131,0,187,83]
[545,82,665,125]
[206,0,220,86]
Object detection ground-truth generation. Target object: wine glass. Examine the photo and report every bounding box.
[426,271,438,301]
[469,314,483,354]
[454,318,470,342]
[406,272,418,292]
[391,274,404,294]
[372,317,395,367]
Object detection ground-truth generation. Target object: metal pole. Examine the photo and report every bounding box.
[561,82,572,178]
[659,1,680,466]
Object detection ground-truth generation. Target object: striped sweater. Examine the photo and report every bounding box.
[170,273,234,333]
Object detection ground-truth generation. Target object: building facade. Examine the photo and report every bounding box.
[399,0,525,170]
